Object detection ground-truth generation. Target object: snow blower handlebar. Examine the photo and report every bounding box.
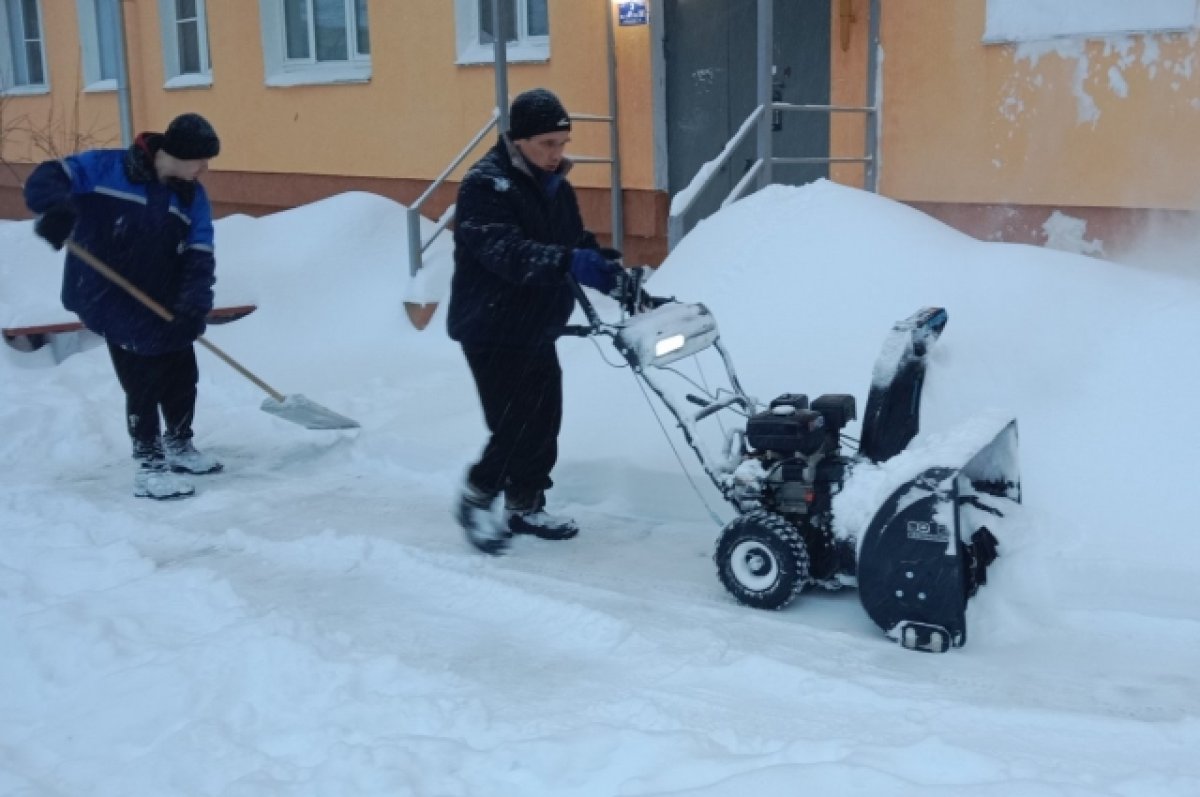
[689,392,754,421]
[562,270,759,505]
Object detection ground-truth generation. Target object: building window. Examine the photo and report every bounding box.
[259,0,371,86]
[0,0,48,92]
[159,0,212,87]
[75,0,120,90]
[455,0,549,65]
[984,0,1196,43]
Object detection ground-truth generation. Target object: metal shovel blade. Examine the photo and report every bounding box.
[260,394,360,430]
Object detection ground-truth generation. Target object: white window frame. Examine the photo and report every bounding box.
[258,0,371,87]
[0,0,49,94]
[983,0,1197,43]
[158,0,212,89]
[455,0,550,66]
[75,0,120,91]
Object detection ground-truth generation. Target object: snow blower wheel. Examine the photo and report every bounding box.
[715,511,811,610]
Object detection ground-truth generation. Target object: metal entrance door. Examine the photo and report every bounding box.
[664,0,831,207]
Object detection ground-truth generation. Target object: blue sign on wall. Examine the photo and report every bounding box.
[618,1,649,26]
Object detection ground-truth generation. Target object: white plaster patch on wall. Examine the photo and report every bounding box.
[1103,35,1138,68]
[1108,65,1130,97]
[999,95,1024,122]
[1143,36,1162,77]
[1013,38,1085,67]
[1072,55,1101,124]
[1177,51,1195,78]
[1043,210,1106,256]
[1006,32,1197,125]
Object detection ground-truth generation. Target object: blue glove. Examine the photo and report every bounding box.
[569,248,621,294]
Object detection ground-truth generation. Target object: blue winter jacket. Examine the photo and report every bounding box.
[447,135,598,348]
[24,136,216,354]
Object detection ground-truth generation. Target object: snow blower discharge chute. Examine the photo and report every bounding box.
[561,272,1020,653]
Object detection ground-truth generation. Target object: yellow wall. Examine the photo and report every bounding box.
[15,1,1200,215]
[4,0,657,192]
[833,0,1200,211]
[830,0,870,190]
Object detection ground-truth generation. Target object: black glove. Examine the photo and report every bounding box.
[597,247,623,265]
[34,203,77,251]
[169,305,207,341]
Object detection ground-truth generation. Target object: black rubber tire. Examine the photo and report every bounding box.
[714,510,811,610]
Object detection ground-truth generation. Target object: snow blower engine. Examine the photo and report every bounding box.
[562,270,1021,653]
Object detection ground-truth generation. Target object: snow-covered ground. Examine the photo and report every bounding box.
[2,180,1198,795]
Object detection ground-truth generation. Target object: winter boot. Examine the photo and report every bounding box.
[164,437,223,475]
[456,481,510,555]
[505,492,579,540]
[133,458,195,500]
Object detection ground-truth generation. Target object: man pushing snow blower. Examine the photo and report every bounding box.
[447,88,634,555]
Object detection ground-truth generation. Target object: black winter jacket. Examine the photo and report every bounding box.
[447,136,597,348]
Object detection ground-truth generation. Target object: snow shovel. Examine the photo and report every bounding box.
[65,241,360,430]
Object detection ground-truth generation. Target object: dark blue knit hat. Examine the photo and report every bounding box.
[508,89,571,140]
[162,113,220,160]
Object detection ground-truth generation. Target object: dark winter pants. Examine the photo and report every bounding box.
[106,341,199,458]
[462,344,563,509]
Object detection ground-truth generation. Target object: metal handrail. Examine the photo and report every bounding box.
[421,203,457,255]
[406,110,499,277]
[722,159,763,210]
[667,102,877,250]
[667,105,766,249]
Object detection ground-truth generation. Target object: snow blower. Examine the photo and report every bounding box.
[562,272,1020,653]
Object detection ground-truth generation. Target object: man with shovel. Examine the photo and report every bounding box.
[24,113,223,500]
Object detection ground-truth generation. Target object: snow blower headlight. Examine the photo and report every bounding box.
[616,302,719,368]
[654,334,686,359]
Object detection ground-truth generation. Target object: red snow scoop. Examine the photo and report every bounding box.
[66,241,359,431]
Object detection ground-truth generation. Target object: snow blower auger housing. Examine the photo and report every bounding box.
[562,272,1021,653]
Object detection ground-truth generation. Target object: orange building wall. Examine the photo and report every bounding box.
[831,0,1200,212]
[3,0,657,193]
[136,0,655,192]
[830,0,871,190]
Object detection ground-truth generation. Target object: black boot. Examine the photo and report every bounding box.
[505,492,578,540]
[132,440,194,500]
[456,481,510,555]
[164,435,223,475]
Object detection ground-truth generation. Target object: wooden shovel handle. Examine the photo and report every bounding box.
[65,240,286,403]
[67,240,175,322]
[194,338,286,403]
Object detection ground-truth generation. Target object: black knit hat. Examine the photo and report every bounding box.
[161,113,220,160]
[507,89,571,141]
